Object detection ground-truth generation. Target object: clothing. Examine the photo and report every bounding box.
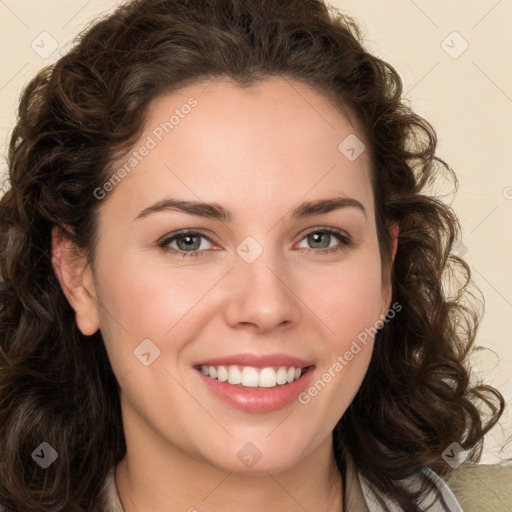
[0,456,463,511]
[97,455,463,512]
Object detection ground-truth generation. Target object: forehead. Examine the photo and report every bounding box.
[102,77,373,219]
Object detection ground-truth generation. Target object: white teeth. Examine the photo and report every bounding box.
[241,366,259,387]
[199,364,305,388]
[217,365,228,382]
[276,367,288,385]
[259,367,278,388]
[227,365,242,385]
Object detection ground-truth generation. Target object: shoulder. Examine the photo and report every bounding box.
[358,467,463,512]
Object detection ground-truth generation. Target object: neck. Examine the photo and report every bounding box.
[115,419,343,512]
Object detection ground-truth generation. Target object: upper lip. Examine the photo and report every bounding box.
[194,353,315,369]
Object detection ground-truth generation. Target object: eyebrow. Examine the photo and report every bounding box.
[133,195,366,222]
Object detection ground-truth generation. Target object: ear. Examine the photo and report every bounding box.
[51,225,100,336]
[381,221,399,313]
[389,221,399,262]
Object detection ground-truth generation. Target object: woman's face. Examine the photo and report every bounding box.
[82,77,394,474]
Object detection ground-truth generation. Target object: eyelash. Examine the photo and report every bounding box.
[157,227,352,259]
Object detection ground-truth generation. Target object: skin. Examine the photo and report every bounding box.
[52,77,398,512]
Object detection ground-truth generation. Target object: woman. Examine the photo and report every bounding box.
[0,0,504,510]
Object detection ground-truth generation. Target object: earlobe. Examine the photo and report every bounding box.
[51,225,100,336]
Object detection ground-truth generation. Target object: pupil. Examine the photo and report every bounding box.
[310,232,329,248]
[179,235,199,250]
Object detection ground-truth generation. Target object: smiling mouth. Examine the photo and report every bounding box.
[196,364,309,389]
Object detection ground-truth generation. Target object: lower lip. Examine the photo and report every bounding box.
[196,367,315,413]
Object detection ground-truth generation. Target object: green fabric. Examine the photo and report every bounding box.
[446,463,512,512]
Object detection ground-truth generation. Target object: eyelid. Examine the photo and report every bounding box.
[298,225,351,242]
[156,228,216,247]
[157,226,352,257]
[295,226,352,254]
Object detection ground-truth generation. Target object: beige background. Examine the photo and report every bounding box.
[0,0,510,464]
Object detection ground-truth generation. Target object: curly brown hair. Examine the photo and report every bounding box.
[0,0,504,510]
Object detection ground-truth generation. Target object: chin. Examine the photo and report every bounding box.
[192,433,313,475]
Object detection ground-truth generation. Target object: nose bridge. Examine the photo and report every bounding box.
[223,235,300,331]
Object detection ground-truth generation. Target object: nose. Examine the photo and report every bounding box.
[223,251,301,334]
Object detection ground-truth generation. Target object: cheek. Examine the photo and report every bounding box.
[91,246,213,385]
[96,250,213,335]
[303,251,385,346]
[297,248,384,398]
[296,263,382,433]
[92,254,210,433]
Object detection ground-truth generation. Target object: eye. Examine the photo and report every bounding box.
[158,230,214,259]
[297,228,351,255]
[157,227,352,259]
